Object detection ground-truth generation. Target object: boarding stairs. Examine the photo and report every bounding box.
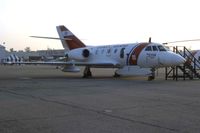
[165,46,200,80]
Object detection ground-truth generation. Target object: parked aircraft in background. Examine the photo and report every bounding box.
[8,54,20,62]
[11,25,186,80]
[3,54,22,64]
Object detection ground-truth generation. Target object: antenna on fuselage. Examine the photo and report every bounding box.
[149,37,151,43]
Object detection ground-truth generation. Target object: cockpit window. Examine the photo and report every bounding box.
[145,46,152,51]
[158,45,167,51]
[152,46,158,51]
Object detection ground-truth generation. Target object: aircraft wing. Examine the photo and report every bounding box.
[9,61,121,68]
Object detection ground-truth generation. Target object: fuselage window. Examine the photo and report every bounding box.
[120,48,125,58]
[107,48,111,54]
[101,49,104,54]
[114,49,118,54]
[152,46,158,51]
[95,50,98,55]
[145,46,152,51]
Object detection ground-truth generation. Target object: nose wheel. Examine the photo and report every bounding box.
[148,68,155,81]
[83,66,92,78]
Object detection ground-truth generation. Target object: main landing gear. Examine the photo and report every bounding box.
[113,72,121,78]
[83,66,92,78]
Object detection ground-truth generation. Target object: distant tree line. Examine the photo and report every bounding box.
[9,47,31,52]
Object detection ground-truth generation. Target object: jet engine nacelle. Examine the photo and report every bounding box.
[67,48,90,61]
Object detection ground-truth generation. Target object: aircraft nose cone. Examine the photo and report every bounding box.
[171,53,186,65]
[159,52,186,67]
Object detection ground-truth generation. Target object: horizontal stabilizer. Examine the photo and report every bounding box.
[30,36,72,40]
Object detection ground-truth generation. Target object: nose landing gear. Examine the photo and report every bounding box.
[148,68,155,81]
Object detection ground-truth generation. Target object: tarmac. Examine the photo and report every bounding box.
[0,65,200,133]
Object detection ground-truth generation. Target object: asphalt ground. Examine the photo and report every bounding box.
[0,65,200,133]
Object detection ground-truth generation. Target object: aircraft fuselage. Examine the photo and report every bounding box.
[66,42,185,69]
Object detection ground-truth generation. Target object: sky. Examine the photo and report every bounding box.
[1,0,200,51]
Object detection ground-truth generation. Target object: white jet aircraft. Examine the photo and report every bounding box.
[23,25,186,80]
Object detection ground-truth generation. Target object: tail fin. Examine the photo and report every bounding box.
[56,25,86,50]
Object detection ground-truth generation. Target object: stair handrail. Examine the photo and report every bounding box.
[183,47,200,69]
